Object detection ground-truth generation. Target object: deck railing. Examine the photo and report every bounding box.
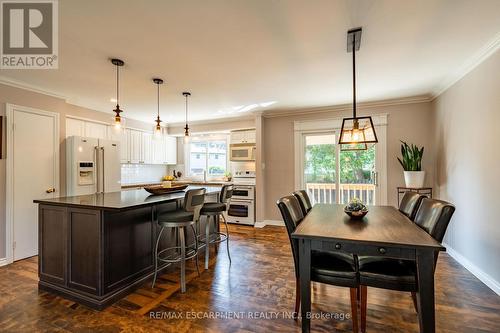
[306,183,376,205]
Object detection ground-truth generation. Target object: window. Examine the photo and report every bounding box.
[188,136,228,178]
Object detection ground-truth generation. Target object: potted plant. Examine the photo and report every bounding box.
[397,141,425,188]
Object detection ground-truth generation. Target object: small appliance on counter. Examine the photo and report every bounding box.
[225,168,256,225]
[66,136,121,196]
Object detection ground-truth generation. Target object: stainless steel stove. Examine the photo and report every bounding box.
[226,170,255,225]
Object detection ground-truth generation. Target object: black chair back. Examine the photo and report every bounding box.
[184,188,206,222]
[277,196,304,277]
[293,190,312,215]
[413,198,455,242]
[220,184,233,204]
[399,192,424,220]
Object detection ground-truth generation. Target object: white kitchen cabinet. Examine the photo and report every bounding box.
[230,129,256,144]
[164,136,177,164]
[66,118,85,137]
[119,129,130,163]
[152,136,165,164]
[129,129,143,164]
[85,121,108,140]
[141,132,153,164]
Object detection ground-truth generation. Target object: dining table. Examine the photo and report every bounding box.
[292,204,445,333]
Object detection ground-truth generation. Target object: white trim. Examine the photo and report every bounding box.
[443,242,500,296]
[6,104,60,264]
[294,114,388,132]
[254,220,285,228]
[0,258,8,267]
[432,32,500,98]
[0,76,67,101]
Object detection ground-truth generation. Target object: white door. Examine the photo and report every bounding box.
[142,132,153,164]
[129,129,142,164]
[99,139,121,192]
[165,136,177,164]
[119,128,130,163]
[8,105,59,261]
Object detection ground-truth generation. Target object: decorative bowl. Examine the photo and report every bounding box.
[144,184,188,195]
[344,207,368,220]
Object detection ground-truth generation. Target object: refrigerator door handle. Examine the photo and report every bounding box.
[94,146,100,193]
[101,147,105,193]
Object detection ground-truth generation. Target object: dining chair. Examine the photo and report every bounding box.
[277,195,360,333]
[399,191,425,220]
[358,198,455,332]
[293,190,313,215]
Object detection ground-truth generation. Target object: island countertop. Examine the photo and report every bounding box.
[34,185,221,211]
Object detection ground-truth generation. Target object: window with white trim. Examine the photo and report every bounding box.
[187,135,229,178]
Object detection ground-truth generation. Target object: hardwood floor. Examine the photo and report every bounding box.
[0,224,499,332]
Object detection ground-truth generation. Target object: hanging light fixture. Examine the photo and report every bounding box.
[153,78,164,137]
[111,58,125,128]
[338,28,378,151]
[183,92,191,144]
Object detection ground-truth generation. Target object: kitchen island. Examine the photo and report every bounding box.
[34,186,220,310]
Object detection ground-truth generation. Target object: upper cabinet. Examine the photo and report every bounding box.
[230,129,256,144]
[65,117,177,165]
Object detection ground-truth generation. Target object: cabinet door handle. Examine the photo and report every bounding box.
[378,247,386,254]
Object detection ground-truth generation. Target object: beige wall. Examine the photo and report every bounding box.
[433,50,500,286]
[167,117,255,136]
[0,83,152,259]
[263,101,435,221]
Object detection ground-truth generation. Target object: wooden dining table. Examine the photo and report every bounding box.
[292,204,445,333]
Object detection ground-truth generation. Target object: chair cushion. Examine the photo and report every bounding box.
[310,251,358,287]
[158,210,194,223]
[201,202,226,213]
[358,256,417,292]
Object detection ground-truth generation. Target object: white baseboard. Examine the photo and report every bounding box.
[0,258,8,267]
[443,242,500,296]
[254,220,285,228]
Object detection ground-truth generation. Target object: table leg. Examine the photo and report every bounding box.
[416,249,436,333]
[299,238,311,333]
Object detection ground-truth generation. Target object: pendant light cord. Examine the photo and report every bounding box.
[185,94,188,127]
[157,83,160,118]
[352,34,356,119]
[116,65,119,107]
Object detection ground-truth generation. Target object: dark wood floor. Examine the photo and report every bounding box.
[0,224,499,332]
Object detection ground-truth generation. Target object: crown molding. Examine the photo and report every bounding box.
[167,114,256,128]
[432,32,500,99]
[262,95,432,118]
[0,75,67,101]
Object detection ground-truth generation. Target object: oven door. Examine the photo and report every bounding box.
[231,186,254,200]
[230,145,255,161]
[226,199,255,225]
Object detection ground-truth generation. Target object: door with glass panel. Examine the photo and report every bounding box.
[301,132,378,205]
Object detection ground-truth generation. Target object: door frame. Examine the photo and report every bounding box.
[294,114,387,205]
[5,103,60,264]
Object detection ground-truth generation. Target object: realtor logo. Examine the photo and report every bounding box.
[1,0,58,69]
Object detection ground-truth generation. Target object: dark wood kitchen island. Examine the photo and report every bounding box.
[34,186,220,310]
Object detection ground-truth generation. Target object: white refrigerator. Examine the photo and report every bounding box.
[66,136,121,196]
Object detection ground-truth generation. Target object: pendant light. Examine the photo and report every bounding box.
[153,78,164,137]
[111,58,125,128]
[183,92,191,144]
[338,28,378,151]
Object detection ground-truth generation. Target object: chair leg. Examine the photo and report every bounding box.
[205,215,210,270]
[360,285,367,333]
[221,214,231,264]
[294,277,300,320]
[190,224,200,277]
[350,288,359,333]
[179,226,186,293]
[411,292,418,313]
[151,225,164,288]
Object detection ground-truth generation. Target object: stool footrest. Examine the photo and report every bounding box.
[157,246,198,263]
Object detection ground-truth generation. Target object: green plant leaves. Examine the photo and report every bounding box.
[398,140,424,171]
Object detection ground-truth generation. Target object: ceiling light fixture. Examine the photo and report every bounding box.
[111,58,125,128]
[153,78,164,137]
[338,28,378,150]
[183,92,191,144]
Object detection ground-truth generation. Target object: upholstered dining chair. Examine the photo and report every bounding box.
[293,190,313,216]
[399,191,425,220]
[358,198,455,333]
[277,195,360,333]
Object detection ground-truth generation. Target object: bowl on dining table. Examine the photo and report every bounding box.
[344,198,368,220]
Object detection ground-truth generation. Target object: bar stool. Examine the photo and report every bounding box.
[200,184,233,269]
[151,188,206,292]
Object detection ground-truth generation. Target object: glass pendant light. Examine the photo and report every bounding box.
[183,92,191,144]
[338,28,378,150]
[111,58,125,128]
[153,78,164,137]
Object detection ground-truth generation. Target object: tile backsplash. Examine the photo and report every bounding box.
[121,164,167,185]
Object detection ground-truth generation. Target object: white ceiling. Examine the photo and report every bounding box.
[1,0,499,125]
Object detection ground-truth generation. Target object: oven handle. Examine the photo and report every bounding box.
[229,199,253,204]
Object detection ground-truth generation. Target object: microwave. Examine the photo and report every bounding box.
[230,144,256,161]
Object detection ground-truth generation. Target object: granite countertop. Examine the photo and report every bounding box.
[121,180,236,189]
[34,185,221,211]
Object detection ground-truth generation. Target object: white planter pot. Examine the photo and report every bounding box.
[404,171,425,188]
